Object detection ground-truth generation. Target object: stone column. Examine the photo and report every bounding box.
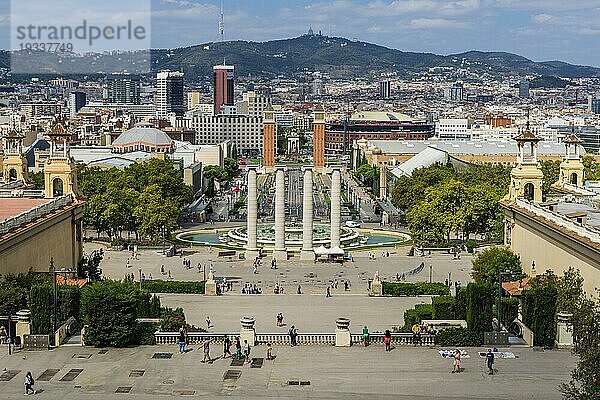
[273,166,287,260]
[301,166,314,261]
[379,163,387,199]
[330,167,341,248]
[335,317,351,347]
[240,316,256,347]
[245,166,259,260]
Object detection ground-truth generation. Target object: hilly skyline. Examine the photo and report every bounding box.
[3,34,600,81]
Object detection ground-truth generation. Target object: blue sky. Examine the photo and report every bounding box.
[2,0,600,66]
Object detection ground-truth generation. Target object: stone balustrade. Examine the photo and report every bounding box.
[0,194,74,235]
[154,331,435,346]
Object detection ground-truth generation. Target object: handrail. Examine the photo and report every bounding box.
[0,194,74,235]
[515,198,600,244]
[154,331,435,346]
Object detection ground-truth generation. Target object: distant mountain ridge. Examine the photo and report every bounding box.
[2,35,600,80]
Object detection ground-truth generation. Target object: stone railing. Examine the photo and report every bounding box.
[154,331,435,346]
[516,198,600,244]
[0,189,44,198]
[0,194,74,235]
[155,332,238,345]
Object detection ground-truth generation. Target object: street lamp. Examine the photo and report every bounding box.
[497,270,516,332]
[138,268,142,289]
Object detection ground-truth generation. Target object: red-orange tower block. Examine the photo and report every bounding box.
[263,107,276,171]
[313,105,325,171]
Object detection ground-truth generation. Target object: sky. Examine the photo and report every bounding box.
[1,0,600,67]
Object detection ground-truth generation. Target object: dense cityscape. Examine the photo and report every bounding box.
[0,1,599,399]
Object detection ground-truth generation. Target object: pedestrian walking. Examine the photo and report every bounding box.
[384,329,392,351]
[289,325,297,346]
[362,326,369,347]
[276,312,284,327]
[297,285,302,294]
[344,281,349,291]
[222,335,232,358]
[206,316,212,330]
[178,325,187,353]
[266,343,273,360]
[235,337,242,359]
[24,371,35,395]
[202,338,211,363]
[486,348,495,375]
[243,340,251,364]
[326,287,331,297]
[452,349,462,373]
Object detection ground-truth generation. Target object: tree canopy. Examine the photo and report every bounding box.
[394,163,510,245]
[79,159,193,241]
[471,246,523,284]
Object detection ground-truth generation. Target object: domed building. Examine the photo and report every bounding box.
[112,122,174,154]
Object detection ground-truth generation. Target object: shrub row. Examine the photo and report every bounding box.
[522,282,557,347]
[432,296,456,320]
[383,282,450,297]
[403,304,433,329]
[435,327,483,347]
[30,283,80,336]
[141,280,205,294]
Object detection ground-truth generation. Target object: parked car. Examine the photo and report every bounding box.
[345,220,361,228]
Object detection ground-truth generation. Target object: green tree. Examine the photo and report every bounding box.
[540,160,561,197]
[471,246,523,284]
[224,157,239,180]
[582,155,600,180]
[29,171,45,190]
[81,280,141,347]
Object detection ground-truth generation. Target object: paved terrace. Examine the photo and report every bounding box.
[0,344,575,399]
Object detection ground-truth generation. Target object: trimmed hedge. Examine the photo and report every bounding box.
[30,283,81,335]
[81,280,145,347]
[522,283,557,347]
[500,297,519,327]
[454,286,468,320]
[432,296,456,320]
[141,280,205,294]
[465,282,494,333]
[383,282,450,297]
[435,327,483,347]
[403,304,433,329]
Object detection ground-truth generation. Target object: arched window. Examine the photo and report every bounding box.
[53,178,64,197]
[8,168,17,181]
[524,182,534,201]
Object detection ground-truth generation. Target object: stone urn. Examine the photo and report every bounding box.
[240,317,256,330]
[557,312,573,322]
[16,309,31,322]
[336,317,351,331]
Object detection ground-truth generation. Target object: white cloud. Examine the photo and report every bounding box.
[532,13,553,23]
[409,18,468,29]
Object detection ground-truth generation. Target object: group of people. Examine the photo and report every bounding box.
[176,331,265,366]
[273,283,284,294]
[241,283,262,294]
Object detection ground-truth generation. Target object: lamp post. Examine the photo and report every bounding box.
[138,268,142,290]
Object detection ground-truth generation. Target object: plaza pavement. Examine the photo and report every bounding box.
[88,240,472,331]
[0,343,575,399]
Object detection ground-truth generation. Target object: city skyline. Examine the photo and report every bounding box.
[0,0,599,67]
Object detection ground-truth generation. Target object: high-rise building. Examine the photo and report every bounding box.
[156,70,185,118]
[69,92,86,117]
[449,82,464,102]
[213,65,235,115]
[379,80,391,99]
[312,79,325,96]
[591,98,600,115]
[519,80,530,99]
[106,75,141,104]
[236,91,271,117]
[187,90,202,110]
